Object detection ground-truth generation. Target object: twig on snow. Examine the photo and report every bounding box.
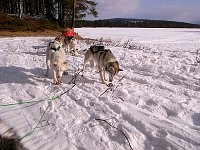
[90,116,115,127]
[95,118,134,150]
[68,68,84,85]
[99,87,113,97]
[99,75,126,101]
[111,75,126,96]
[60,84,76,96]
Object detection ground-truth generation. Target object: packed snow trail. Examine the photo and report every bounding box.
[0,28,200,150]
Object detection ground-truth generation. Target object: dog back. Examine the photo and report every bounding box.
[89,46,116,64]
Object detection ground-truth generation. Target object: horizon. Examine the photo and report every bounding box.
[84,17,200,25]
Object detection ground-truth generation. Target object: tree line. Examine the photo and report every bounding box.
[0,0,98,28]
[75,19,200,28]
[1,0,199,29]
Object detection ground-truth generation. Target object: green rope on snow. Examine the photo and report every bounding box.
[21,102,53,140]
[0,84,76,140]
[0,96,59,107]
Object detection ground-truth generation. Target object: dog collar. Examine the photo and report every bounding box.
[49,41,61,51]
[50,46,61,51]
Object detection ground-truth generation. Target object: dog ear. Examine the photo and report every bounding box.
[119,68,123,71]
[55,35,60,41]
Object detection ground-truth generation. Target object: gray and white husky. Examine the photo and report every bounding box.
[0,119,28,150]
[84,45,123,86]
[45,37,68,85]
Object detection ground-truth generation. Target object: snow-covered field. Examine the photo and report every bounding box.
[0,28,200,150]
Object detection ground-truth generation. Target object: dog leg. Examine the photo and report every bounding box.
[90,60,95,68]
[46,59,51,76]
[100,68,113,87]
[83,56,92,72]
[108,74,114,83]
[74,49,78,56]
[71,50,75,56]
[46,65,49,77]
[71,41,78,56]
[64,44,69,54]
[99,70,105,84]
[57,71,64,83]
[45,51,50,76]
[103,69,107,81]
[52,70,59,85]
[105,73,114,87]
[67,44,70,53]
[99,67,107,85]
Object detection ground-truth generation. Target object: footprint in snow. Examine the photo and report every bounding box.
[152,129,168,138]
[191,113,200,126]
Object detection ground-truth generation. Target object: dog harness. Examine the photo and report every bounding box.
[90,45,105,54]
[95,47,118,74]
[62,28,74,37]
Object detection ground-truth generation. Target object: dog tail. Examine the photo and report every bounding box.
[0,119,28,150]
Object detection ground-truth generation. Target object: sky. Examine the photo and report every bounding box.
[86,0,200,24]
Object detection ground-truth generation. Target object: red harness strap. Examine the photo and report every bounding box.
[62,28,74,37]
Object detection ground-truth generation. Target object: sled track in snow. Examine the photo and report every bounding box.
[0,30,200,150]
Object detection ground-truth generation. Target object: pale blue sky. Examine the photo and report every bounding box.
[87,0,200,24]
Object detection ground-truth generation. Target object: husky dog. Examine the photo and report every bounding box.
[61,28,79,56]
[84,45,123,86]
[0,119,28,150]
[64,36,79,56]
[69,37,79,56]
[56,35,79,56]
[46,36,68,85]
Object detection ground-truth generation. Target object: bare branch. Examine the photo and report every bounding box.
[60,84,76,96]
[99,74,126,99]
[68,69,84,84]
[95,118,134,150]
[99,87,113,97]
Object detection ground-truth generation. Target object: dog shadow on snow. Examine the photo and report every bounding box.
[0,66,46,85]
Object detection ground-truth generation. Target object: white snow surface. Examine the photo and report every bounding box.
[0,28,200,150]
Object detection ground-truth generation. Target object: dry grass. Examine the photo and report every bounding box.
[0,30,83,40]
[0,30,83,41]
[0,30,61,37]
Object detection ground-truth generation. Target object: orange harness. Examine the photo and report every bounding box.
[62,28,74,37]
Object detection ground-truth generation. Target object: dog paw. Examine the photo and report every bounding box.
[54,81,62,85]
[107,83,113,87]
[54,82,59,85]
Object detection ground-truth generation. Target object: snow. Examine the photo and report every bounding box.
[0,28,200,150]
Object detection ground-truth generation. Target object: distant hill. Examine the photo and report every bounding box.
[75,18,200,28]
